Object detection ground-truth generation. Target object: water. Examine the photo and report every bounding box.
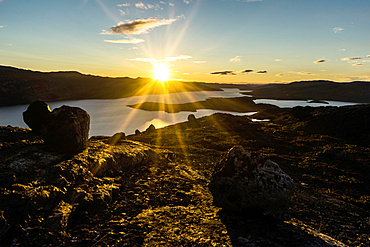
[0,89,255,137]
[253,99,361,108]
[0,89,363,137]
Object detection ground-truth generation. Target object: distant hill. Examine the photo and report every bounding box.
[0,65,222,107]
[249,80,370,103]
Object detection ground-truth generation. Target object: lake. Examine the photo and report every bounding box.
[0,89,361,137]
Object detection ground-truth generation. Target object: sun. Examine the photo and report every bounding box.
[153,64,170,81]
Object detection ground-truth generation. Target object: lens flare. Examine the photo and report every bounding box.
[153,64,170,81]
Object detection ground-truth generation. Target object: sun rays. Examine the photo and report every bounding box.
[153,63,170,82]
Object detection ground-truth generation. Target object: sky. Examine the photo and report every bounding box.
[0,0,369,84]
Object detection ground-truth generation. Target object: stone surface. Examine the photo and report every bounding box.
[0,133,158,245]
[22,101,51,134]
[43,105,90,154]
[209,145,295,220]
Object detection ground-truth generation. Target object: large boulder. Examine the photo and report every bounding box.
[22,101,51,134]
[209,145,295,220]
[43,105,90,154]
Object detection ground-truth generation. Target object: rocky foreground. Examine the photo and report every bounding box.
[1,104,370,246]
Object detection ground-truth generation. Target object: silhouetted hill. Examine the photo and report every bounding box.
[0,65,222,107]
[249,80,370,103]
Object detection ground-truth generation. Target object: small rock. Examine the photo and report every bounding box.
[135,129,141,135]
[108,132,125,145]
[43,201,73,235]
[145,124,156,133]
[209,145,295,220]
[22,101,51,134]
[188,114,196,122]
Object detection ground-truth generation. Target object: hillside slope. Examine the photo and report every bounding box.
[0,65,221,107]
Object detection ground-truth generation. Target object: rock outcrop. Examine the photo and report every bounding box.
[23,102,90,154]
[303,104,370,145]
[0,127,158,245]
[209,145,295,220]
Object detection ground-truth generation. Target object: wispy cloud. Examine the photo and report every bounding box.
[338,49,346,51]
[229,55,242,63]
[194,61,206,64]
[341,57,362,61]
[314,59,325,63]
[241,69,253,73]
[131,55,191,62]
[352,63,364,66]
[276,74,284,77]
[333,27,344,33]
[0,26,3,28]
[210,71,236,75]
[117,3,130,7]
[275,59,281,62]
[255,70,267,74]
[102,15,184,35]
[298,71,311,75]
[367,55,370,58]
[104,38,145,44]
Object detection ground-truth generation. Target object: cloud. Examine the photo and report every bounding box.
[255,70,267,74]
[229,55,242,63]
[169,2,175,6]
[117,3,130,7]
[0,26,3,28]
[194,61,206,64]
[338,49,346,51]
[275,59,281,62]
[367,55,370,58]
[341,57,362,61]
[298,71,311,75]
[352,63,364,66]
[102,15,184,35]
[210,71,236,75]
[119,10,127,15]
[314,59,325,63]
[131,55,192,62]
[333,27,344,33]
[276,74,284,77]
[241,69,253,73]
[104,38,145,44]
[184,0,191,4]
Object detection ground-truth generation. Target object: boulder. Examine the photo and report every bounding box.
[22,101,51,134]
[43,105,90,154]
[187,114,196,122]
[209,145,295,220]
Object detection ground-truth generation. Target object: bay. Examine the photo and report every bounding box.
[0,88,362,137]
[0,89,254,137]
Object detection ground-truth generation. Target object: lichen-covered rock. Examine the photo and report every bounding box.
[42,201,73,235]
[22,101,51,134]
[209,145,295,220]
[43,105,90,154]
